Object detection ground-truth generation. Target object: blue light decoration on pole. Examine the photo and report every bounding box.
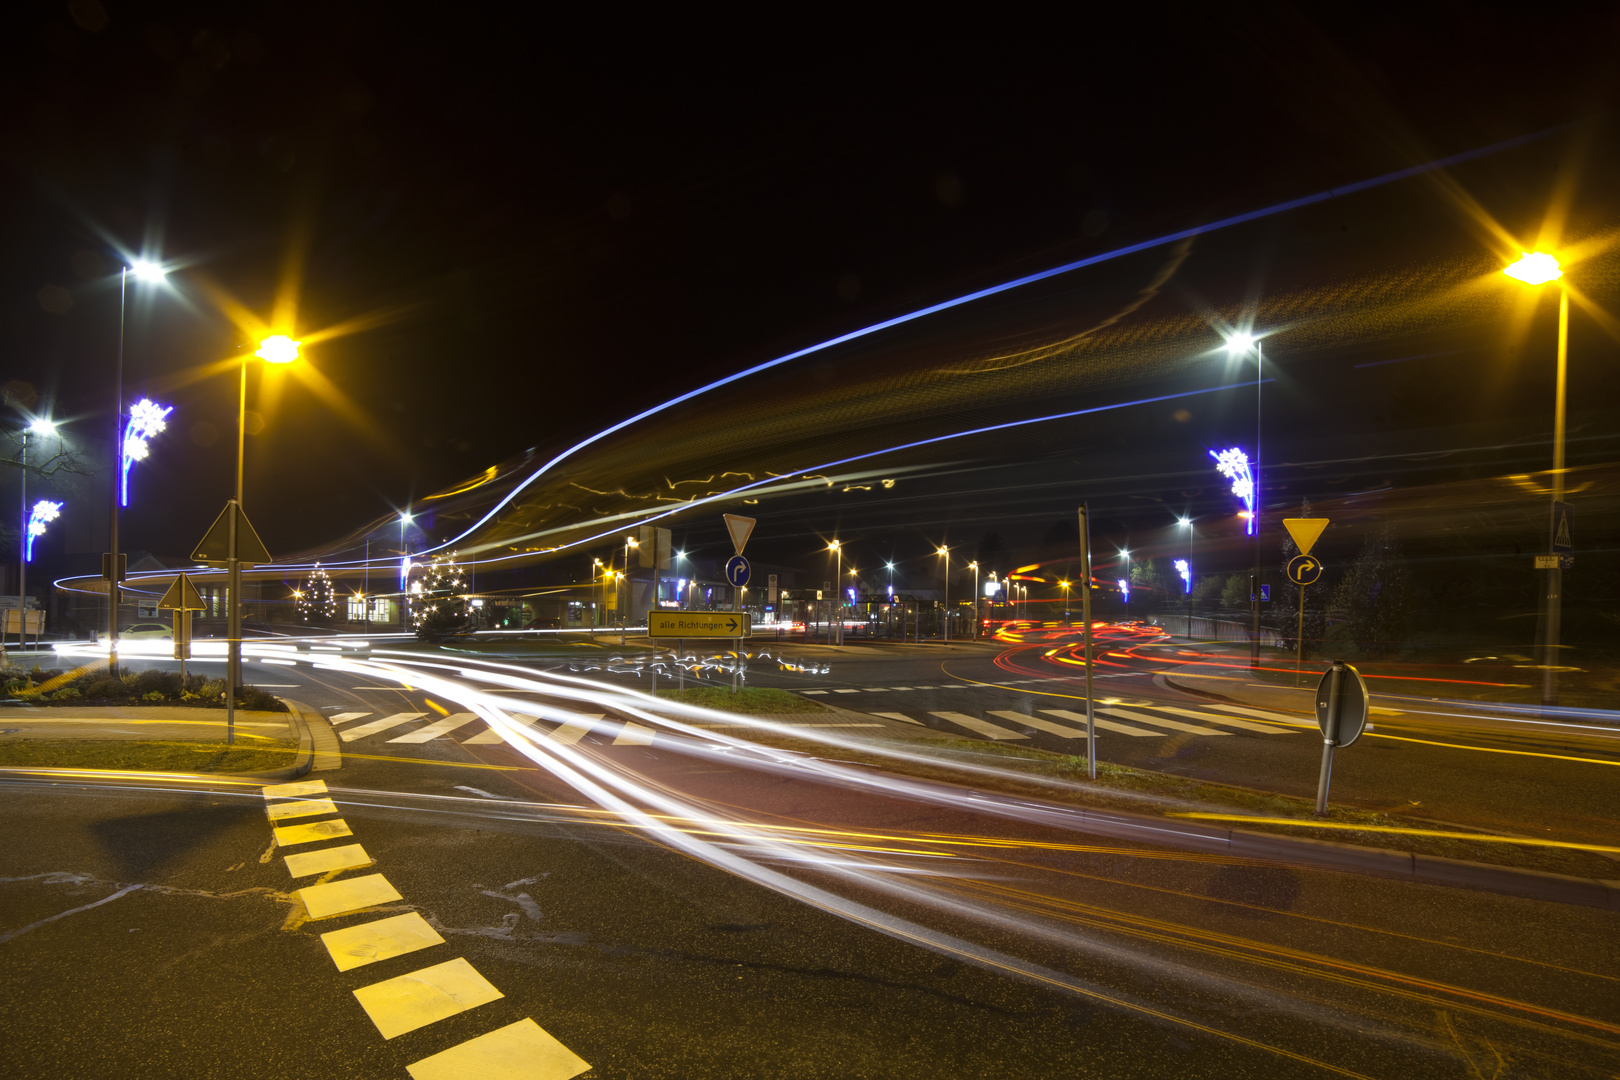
[26,500,62,561]
[1210,447,1256,535]
[1174,559,1191,593]
[121,398,173,506]
[1117,577,1129,602]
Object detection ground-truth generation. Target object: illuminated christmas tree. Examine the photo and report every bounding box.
[412,552,469,639]
[297,563,337,622]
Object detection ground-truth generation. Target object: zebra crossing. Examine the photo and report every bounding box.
[323,698,1312,753]
[798,676,1137,696]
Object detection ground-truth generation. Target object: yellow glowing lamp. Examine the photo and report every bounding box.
[1503,252,1563,286]
[256,335,302,363]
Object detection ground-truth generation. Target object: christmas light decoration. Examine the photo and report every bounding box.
[297,563,337,621]
[1174,559,1191,593]
[412,552,468,630]
[1210,447,1256,535]
[26,500,62,562]
[122,398,173,506]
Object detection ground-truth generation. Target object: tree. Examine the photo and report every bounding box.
[297,564,337,623]
[1221,574,1250,610]
[1190,574,1223,613]
[1331,524,1413,658]
[412,552,470,641]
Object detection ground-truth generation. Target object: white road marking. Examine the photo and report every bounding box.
[870,712,923,725]
[340,712,428,742]
[1207,703,1314,726]
[406,1017,590,1080]
[322,912,445,973]
[987,710,1088,738]
[613,721,656,745]
[1153,705,1298,733]
[1100,707,1227,736]
[546,714,605,745]
[832,689,862,694]
[801,690,828,695]
[1040,709,1160,736]
[298,873,403,920]
[353,956,503,1039]
[388,712,478,743]
[461,727,507,745]
[328,712,373,725]
[929,711,1028,740]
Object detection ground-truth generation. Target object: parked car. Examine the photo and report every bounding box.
[120,623,174,639]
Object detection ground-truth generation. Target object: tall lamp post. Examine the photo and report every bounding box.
[16,418,58,646]
[827,540,842,645]
[1503,251,1571,706]
[1179,516,1194,630]
[1225,332,1265,668]
[967,560,979,639]
[936,546,950,641]
[1059,580,1071,626]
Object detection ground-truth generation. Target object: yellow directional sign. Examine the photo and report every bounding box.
[1283,517,1329,557]
[648,610,752,639]
[157,572,206,611]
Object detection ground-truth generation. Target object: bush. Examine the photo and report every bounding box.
[1221,574,1251,609]
[85,678,130,700]
[142,691,165,702]
[237,686,288,712]
[132,669,183,697]
[49,688,81,702]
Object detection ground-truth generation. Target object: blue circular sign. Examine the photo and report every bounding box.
[725,554,751,587]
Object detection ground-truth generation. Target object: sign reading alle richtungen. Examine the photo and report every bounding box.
[648,611,752,638]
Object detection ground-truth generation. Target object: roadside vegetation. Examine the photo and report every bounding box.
[2,666,287,711]
[0,737,298,773]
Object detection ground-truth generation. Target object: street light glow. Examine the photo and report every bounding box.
[1503,251,1563,285]
[130,260,167,283]
[1225,332,1257,355]
[255,334,302,364]
[27,418,58,436]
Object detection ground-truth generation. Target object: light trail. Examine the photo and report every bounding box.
[1173,813,1620,851]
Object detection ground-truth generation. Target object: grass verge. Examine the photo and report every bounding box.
[654,685,827,714]
[728,727,1620,879]
[0,739,300,774]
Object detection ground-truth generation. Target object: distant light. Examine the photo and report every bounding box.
[937,546,949,556]
[121,398,173,507]
[130,260,166,283]
[26,500,62,561]
[1179,517,1191,527]
[27,417,57,436]
[1503,251,1562,285]
[400,512,414,524]
[885,562,894,570]
[828,540,840,551]
[983,580,1000,597]
[256,334,301,364]
[1225,332,1257,355]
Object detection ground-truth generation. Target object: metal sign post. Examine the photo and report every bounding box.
[193,501,271,745]
[1313,659,1369,815]
[158,572,206,684]
[1078,503,1096,780]
[1283,517,1329,688]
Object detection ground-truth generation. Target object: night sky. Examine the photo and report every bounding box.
[4,4,1619,589]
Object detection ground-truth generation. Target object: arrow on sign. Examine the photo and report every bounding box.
[727,617,738,632]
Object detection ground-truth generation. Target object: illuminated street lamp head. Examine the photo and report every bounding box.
[968,561,978,570]
[26,417,57,436]
[828,540,840,551]
[255,334,302,364]
[130,260,166,283]
[1503,251,1563,286]
[937,546,949,557]
[1225,331,1257,355]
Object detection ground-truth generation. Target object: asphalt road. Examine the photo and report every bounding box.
[4,641,1618,1078]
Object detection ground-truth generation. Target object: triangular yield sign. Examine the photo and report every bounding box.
[1553,508,1572,550]
[723,513,756,555]
[157,572,206,610]
[1283,517,1329,557]
[192,501,273,566]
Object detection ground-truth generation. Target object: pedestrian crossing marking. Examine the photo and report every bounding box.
[870,711,924,725]
[266,797,339,821]
[273,818,354,846]
[285,843,372,878]
[801,690,828,695]
[929,711,1028,740]
[340,712,428,741]
[1207,704,1312,726]
[890,686,916,690]
[1041,708,1160,736]
[987,710,1087,738]
[863,687,891,692]
[614,721,657,745]
[389,712,478,743]
[462,726,507,745]
[406,1017,590,1080]
[321,912,445,973]
[262,779,327,800]
[298,872,404,920]
[1101,707,1228,736]
[329,712,372,725]
[547,714,605,744]
[832,688,862,694]
[353,956,503,1040]
[1153,705,1297,733]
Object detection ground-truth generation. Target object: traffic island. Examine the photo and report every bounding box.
[0,703,309,779]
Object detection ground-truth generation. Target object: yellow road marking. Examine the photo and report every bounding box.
[321,912,445,973]
[262,779,327,800]
[353,957,503,1039]
[1169,813,1620,854]
[265,797,339,821]
[1365,731,1620,767]
[298,873,404,919]
[273,818,354,847]
[613,720,657,744]
[407,1018,590,1080]
[285,843,372,878]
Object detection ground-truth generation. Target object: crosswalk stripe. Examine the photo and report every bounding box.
[1153,705,1298,733]
[284,843,372,878]
[262,779,327,800]
[266,797,339,821]
[801,690,828,695]
[388,712,478,743]
[1040,708,1161,736]
[614,721,656,745]
[329,712,372,725]
[461,726,507,745]
[340,712,428,742]
[353,956,503,1040]
[298,873,404,920]
[988,710,1088,738]
[929,711,1028,740]
[1101,707,1227,736]
[832,688,862,694]
[547,714,605,744]
[322,912,445,973]
[405,1017,590,1080]
[1208,703,1314,726]
[870,711,923,725]
[273,818,354,847]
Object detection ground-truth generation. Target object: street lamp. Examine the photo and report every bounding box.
[1179,515,1194,630]
[967,560,979,639]
[1503,250,1570,705]
[1059,580,1070,627]
[827,540,842,645]
[14,417,59,646]
[936,546,951,641]
[623,535,638,644]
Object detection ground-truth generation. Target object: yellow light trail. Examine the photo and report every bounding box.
[1167,813,1620,854]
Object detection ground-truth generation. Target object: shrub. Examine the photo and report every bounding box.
[142,691,166,702]
[133,669,182,697]
[50,687,81,701]
[85,678,131,700]
[237,686,288,712]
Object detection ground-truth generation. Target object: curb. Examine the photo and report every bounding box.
[282,697,342,772]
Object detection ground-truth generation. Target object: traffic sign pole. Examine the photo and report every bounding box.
[1296,585,1306,688]
[1315,664,1342,815]
[1313,660,1369,815]
[1078,503,1096,780]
